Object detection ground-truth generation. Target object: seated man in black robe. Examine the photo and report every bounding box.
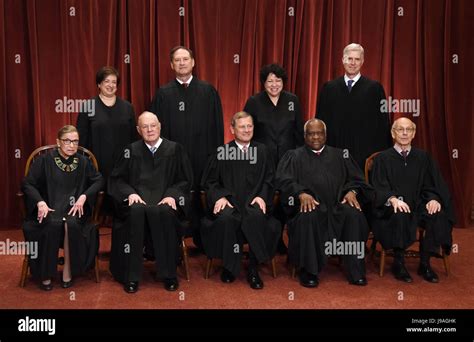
[201,111,280,290]
[22,125,104,290]
[108,112,193,293]
[276,119,372,287]
[371,117,455,283]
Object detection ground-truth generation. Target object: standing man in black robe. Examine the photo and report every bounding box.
[108,112,193,293]
[371,117,455,283]
[201,111,280,290]
[149,46,224,251]
[316,43,391,170]
[276,119,372,287]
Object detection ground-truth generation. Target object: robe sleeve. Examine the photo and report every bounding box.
[108,146,138,202]
[21,156,46,217]
[128,105,139,143]
[210,86,224,148]
[76,111,90,150]
[257,146,275,206]
[163,144,194,205]
[275,150,309,205]
[370,154,398,208]
[293,96,305,147]
[200,153,232,208]
[148,89,170,139]
[82,158,105,209]
[341,154,374,204]
[315,82,330,121]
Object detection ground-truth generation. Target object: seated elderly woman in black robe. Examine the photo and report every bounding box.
[22,125,104,291]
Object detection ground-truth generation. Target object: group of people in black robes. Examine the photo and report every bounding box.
[22,43,455,292]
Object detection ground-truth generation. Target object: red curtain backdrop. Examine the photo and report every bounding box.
[0,0,472,227]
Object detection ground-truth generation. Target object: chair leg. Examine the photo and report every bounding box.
[205,258,212,279]
[182,238,190,281]
[379,249,386,277]
[291,266,296,278]
[20,255,29,287]
[442,253,449,276]
[271,257,277,278]
[94,255,100,283]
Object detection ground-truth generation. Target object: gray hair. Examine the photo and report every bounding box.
[304,118,327,133]
[343,43,365,58]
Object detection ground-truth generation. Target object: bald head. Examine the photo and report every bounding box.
[137,111,161,145]
[391,117,416,148]
[304,119,327,151]
[392,117,416,131]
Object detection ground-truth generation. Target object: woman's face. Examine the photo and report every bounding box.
[264,73,283,98]
[98,74,118,97]
[57,132,79,157]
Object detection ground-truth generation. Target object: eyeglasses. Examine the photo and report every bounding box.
[393,127,415,134]
[60,139,80,146]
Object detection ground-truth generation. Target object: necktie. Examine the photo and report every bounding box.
[315,151,321,156]
[182,82,188,89]
[347,79,354,93]
[242,145,248,154]
[401,150,407,165]
[150,146,157,154]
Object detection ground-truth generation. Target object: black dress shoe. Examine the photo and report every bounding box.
[124,281,139,293]
[164,278,179,291]
[61,279,73,289]
[299,270,319,288]
[392,262,413,283]
[247,269,264,290]
[350,277,368,286]
[39,282,53,291]
[220,269,236,283]
[418,264,439,283]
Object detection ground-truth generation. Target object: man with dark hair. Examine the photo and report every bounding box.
[201,112,280,290]
[316,43,391,170]
[371,117,455,283]
[276,119,372,287]
[149,46,223,251]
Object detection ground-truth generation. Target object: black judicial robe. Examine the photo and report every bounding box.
[149,78,224,188]
[276,145,372,278]
[22,150,104,281]
[370,147,455,253]
[317,76,391,169]
[200,141,280,276]
[108,139,193,282]
[77,96,137,180]
[243,91,304,167]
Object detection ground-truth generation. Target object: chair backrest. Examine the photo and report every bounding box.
[364,152,381,183]
[24,145,99,176]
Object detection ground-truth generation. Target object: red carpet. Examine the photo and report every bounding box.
[0,227,473,309]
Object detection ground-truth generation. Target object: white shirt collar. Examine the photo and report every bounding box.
[176,75,193,85]
[145,138,163,151]
[393,144,411,155]
[344,73,361,86]
[311,145,325,154]
[235,140,250,152]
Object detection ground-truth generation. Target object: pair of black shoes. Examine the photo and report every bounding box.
[392,262,439,283]
[247,268,264,290]
[299,269,319,288]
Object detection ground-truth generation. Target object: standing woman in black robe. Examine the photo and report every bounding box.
[243,64,304,253]
[22,125,104,290]
[77,66,137,214]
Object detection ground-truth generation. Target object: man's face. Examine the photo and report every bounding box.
[57,132,80,157]
[391,120,416,146]
[342,50,364,77]
[170,49,195,78]
[304,121,326,151]
[230,116,254,144]
[137,116,161,145]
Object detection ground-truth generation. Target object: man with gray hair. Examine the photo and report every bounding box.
[317,43,391,170]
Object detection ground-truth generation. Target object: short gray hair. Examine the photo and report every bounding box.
[304,118,327,133]
[343,43,364,58]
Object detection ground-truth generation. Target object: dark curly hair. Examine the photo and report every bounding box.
[259,64,287,87]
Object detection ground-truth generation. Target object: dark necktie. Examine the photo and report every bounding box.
[315,151,321,156]
[401,150,408,165]
[347,79,354,93]
[242,145,248,154]
[182,82,188,89]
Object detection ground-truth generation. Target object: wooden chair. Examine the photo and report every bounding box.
[364,152,449,277]
[202,191,277,279]
[17,145,103,287]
